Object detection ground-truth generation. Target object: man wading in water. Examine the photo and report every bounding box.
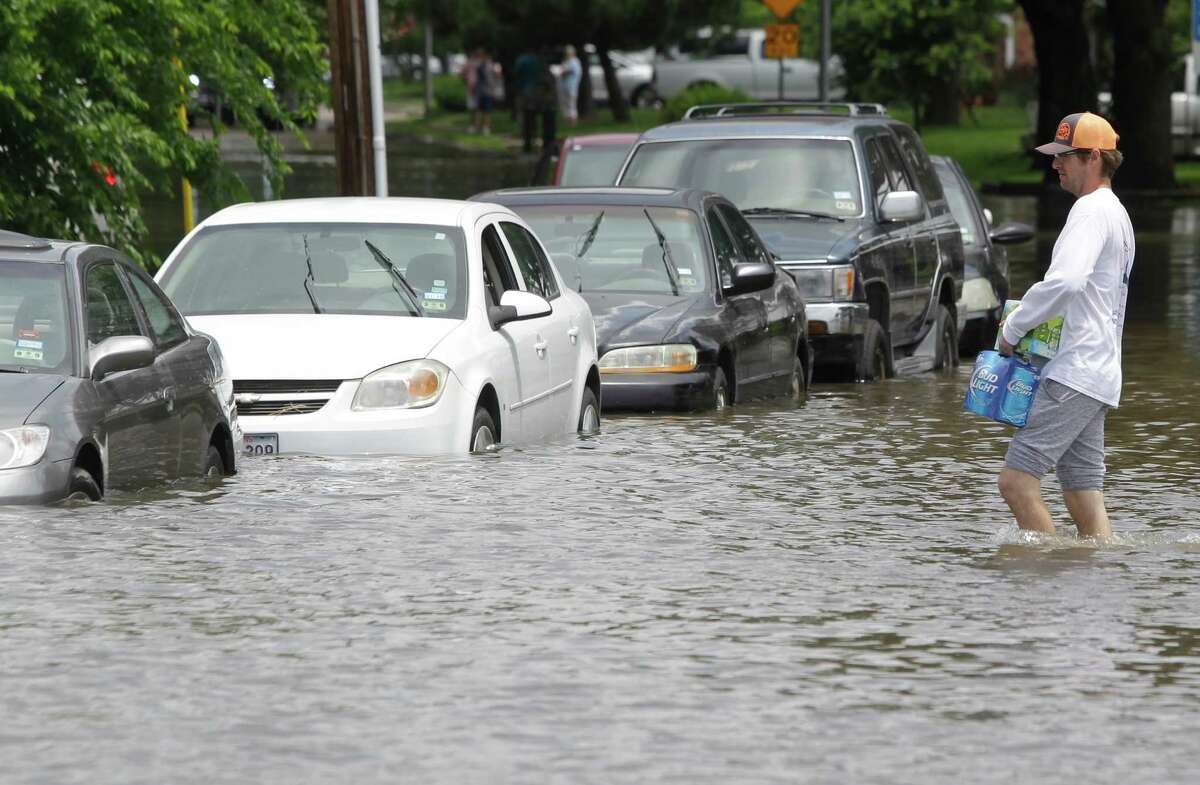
[996,112,1135,539]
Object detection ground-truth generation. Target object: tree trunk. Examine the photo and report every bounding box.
[923,76,961,126]
[1017,0,1097,180]
[1107,0,1175,189]
[596,46,630,123]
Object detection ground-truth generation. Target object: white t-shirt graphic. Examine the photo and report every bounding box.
[1001,187,1135,407]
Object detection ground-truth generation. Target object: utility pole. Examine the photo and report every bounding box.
[365,0,387,196]
[423,0,434,117]
[819,0,831,102]
[328,0,375,196]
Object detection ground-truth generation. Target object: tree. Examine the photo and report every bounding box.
[1017,1,1098,180]
[831,0,1009,129]
[0,0,326,269]
[1107,0,1176,189]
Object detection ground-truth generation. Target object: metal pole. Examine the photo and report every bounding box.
[364,0,387,196]
[778,57,784,100]
[819,0,831,102]
[423,0,433,117]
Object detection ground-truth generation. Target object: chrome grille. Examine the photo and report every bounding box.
[234,379,343,417]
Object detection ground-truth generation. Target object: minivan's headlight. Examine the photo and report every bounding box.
[352,360,449,410]
[787,264,855,301]
[0,425,51,470]
[600,344,697,373]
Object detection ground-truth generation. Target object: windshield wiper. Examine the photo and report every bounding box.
[364,240,423,316]
[642,209,680,296]
[574,210,605,259]
[0,366,30,374]
[300,234,325,314]
[742,207,844,222]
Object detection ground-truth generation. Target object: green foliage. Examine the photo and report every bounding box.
[433,75,468,112]
[831,0,1010,125]
[661,83,753,122]
[0,0,326,269]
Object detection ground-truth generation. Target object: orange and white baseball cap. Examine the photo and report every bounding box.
[1035,112,1119,155]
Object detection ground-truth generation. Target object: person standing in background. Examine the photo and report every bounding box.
[996,112,1135,540]
[472,49,498,135]
[559,45,582,128]
[460,50,481,133]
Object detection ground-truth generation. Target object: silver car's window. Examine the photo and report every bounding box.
[161,223,468,319]
[0,262,74,374]
[500,222,560,300]
[937,165,983,247]
[85,264,143,348]
[126,273,188,348]
[621,139,863,217]
[513,205,709,295]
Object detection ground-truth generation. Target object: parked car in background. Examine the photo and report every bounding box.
[1,230,238,504]
[652,29,843,102]
[930,155,1034,355]
[471,187,811,411]
[156,198,601,455]
[586,47,657,107]
[616,102,964,381]
[554,134,639,186]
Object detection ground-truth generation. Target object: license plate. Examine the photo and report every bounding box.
[243,433,279,456]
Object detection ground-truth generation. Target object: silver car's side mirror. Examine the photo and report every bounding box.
[879,190,925,223]
[90,335,154,380]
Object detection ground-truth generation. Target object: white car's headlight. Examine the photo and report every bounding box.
[599,344,697,374]
[352,360,449,410]
[0,425,51,470]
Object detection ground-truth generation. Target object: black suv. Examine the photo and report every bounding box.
[616,102,965,380]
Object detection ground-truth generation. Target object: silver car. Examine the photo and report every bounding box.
[0,230,238,504]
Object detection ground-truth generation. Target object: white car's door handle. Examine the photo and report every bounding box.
[535,340,548,356]
[567,327,579,345]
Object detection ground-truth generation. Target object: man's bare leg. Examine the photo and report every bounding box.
[1063,490,1112,539]
[999,468,1055,533]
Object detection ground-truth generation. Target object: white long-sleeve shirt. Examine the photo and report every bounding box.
[1001,187,1135,407]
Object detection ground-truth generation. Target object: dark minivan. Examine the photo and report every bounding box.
[471,187,811,411]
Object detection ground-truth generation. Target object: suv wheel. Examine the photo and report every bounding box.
[933,304,959,371]
[857,319,893,382]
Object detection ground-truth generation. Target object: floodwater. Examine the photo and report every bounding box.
[3,142,1199,783]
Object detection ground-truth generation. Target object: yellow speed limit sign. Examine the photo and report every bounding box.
[765,24,800,59]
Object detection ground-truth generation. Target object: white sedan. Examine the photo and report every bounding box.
[156,197,601,455]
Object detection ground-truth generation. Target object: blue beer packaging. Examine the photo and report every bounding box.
[963,350,1040,427]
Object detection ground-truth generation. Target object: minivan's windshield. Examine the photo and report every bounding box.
[620,138,863,218]
[512,205,709,296]
[160,223,468,319]
[0,262,75,374]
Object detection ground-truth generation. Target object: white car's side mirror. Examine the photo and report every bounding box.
[490,290,552,329]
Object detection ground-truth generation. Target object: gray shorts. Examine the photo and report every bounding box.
[1005,378,1109,490]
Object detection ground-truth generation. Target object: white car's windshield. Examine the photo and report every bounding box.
[0,262,74,374]
[161,223,468,319]
[620,138,863,218]
[513,205,708,296]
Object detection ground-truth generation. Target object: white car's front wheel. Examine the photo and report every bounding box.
[577,387,600,434]
[470,407,498,453]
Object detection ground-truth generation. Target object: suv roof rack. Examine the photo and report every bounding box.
[0,229,53,251]
[682,101,889,121]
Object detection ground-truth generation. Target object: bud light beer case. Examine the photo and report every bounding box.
[964,350,1041,427]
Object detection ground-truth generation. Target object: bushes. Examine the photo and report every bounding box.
[661,84,752,122]
[433,75,467,112]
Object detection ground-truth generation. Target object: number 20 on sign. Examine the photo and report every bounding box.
[765,24,800,59]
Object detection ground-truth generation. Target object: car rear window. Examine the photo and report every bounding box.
[559,144,633,186]
[160,223,469,319]
[620,138,863,217]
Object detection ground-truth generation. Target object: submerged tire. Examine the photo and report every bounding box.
[712,367,730,410]
[577,387,600,434]
[470,407,498,453]
[203,444,225,478]
[857,319,893,382]
[790,352,809,405]
[933,304,960,371]
[66,466,102,502]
